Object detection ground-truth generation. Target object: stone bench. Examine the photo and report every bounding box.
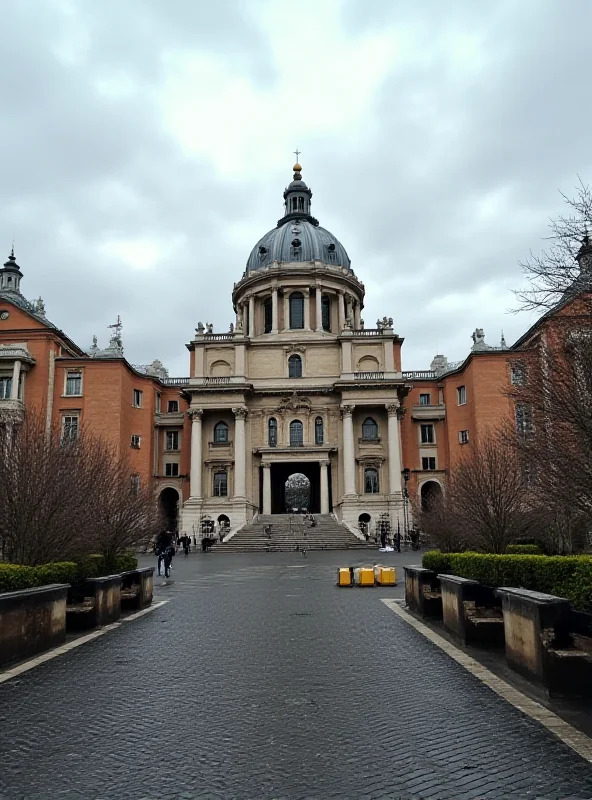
[496,587,589,696]
[66,575,122,630]
[440,574,504,647]
[120,568,154,610]
[0,584,69,667]
[404,566,442,619]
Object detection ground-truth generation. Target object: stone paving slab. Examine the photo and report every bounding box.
[1,551,592,799]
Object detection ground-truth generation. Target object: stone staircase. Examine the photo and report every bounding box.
[217,514,374,553]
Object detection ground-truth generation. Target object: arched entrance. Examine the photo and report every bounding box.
[285,472,311,513]
[159,487,179,532]
[421,481,442,512]
[265,461,322,514]
[217,514,230,533]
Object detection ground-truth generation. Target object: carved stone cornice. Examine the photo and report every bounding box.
[276,391,312,414]
[283,345,306,354]
[187,408,203,420]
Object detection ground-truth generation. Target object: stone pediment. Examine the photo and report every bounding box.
[276,391,312,414]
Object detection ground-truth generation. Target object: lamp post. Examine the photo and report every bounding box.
[402,468,410,542]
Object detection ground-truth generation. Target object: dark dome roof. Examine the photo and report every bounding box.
[246,218,351,273]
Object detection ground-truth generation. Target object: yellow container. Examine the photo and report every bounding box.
[337,568,352,587]
[376,566,396,586]
[356,567,375,587]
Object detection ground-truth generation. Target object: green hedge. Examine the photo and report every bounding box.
[0,562,78,594]
[506,544,542,555]
[75,553,138,579]
[421,550,592,610]
[0,553,138,594]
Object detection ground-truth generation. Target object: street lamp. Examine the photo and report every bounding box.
[402,468,410,540]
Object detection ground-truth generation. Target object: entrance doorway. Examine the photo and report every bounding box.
[159,487,179,532]
[421,480,442,512]
[285,473,311,512]
[265,462,322,514]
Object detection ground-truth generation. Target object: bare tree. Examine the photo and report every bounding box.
[449,433,532,554]
[415,490,466,553]
[515,179,592,312]
[0,409,160,566]
[508,330,592,551]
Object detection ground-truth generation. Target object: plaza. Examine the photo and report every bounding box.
[2,550,592,799]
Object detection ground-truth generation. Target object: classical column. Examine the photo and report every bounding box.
[233,407,247,499]
[248,295,255,338]
[315,285,323,331]
[386,403,403,495]
[303,289,311,330]
[10,360,21,400]
[271,287,279,333]
[283,294,290,331]
[320,460,330,514]
[262,462,271,515]
[354,301,361,330]
[338,291,345,332]
[188,408,203,499]
[341,405,356,496]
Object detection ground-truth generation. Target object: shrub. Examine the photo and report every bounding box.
[422,551,453,574]
[0,564,36,593]
[429,552,592,611]
[506,544,542,555]
[75,552,138,580]
[32,562,78,586]
[113,552,138,573]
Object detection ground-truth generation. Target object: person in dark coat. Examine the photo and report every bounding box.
[155,530,173,576]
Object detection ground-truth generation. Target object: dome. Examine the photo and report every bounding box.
[246,161,352,273]
[247,218,352,273]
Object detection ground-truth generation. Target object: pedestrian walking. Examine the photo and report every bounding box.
[155,529,173,576]
[179,533,191,556]
[163,544,175,577]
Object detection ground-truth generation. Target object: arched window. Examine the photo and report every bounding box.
[364,468,379,494]
[289,292,304,328]
[268,417,277,447]
[315,416,324,445]
[290,419,304,447]
[213,421,229,443]
[321,295,331,331]
[213,470,228,496]
[263,297,272,334]
[288,354,302,378]
[362,417,379,441]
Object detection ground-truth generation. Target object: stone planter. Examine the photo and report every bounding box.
[497,587,573,693]
[0,584,69,667]
[404,566,442,619]
[120,568,154,610]
[440,575,504,647]
[66,575,122,630]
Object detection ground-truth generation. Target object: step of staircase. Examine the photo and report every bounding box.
[216,514,375,552]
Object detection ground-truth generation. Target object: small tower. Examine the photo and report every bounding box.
[282,153,315,223]
[576,231,592,274]
[0,248,23,294]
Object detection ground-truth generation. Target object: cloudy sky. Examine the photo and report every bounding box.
[1,0,590,376]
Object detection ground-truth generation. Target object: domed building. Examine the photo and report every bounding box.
[182,162,410,536]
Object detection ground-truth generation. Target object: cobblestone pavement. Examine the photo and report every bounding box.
[2,550,592,800]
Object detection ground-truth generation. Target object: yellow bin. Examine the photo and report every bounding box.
[356,567,375,587]
[375,566,396,586]
[337,568,352,587]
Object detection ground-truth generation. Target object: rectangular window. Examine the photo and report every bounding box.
[0,377,12,399]
[515,403,534,437]
[214,471,228,496]
[166,431,179,450]
[165,462,179,477]
[133,389,143,408]
[420,424,434,444]
[62,415,79,443]
[422,457,436,470]
[511,363,526,385]
[459,430,469,444]
[264,299,273,334]
[65,371,82,396]
[419,393,431,406]
[321,296,331,332]
[155,393,161,413]
[131,434,141,448]
[457,386,466,405]
[289,294,304,329]
[167,400,179,413]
